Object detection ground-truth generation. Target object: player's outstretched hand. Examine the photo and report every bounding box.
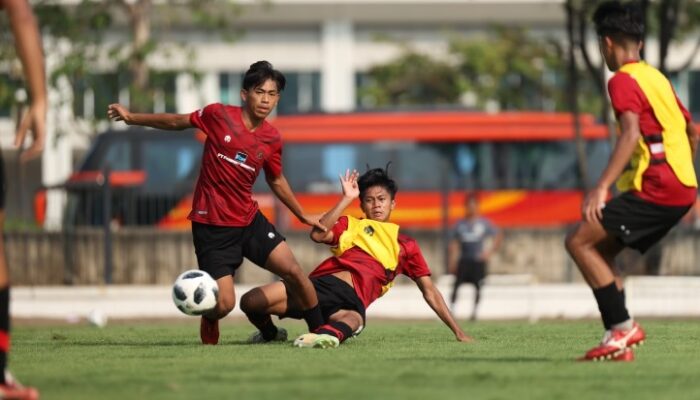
[456,332,474,343]
[339,169,359,199]
[300,213,327,232]
[107,103,132,124]
[15,101,46,162]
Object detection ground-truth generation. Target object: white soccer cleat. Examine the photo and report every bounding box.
[293,333,339,349]
[247,327,288,344]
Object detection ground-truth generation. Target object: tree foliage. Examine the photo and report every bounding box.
[0,0,243,126]
[359,27,601,114]
[358,47,464,108]
[449,27,584,112]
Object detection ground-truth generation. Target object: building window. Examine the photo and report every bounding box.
[72,72,176,119]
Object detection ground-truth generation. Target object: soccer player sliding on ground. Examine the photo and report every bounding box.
[240,166,472,348]
[565,1,698,362]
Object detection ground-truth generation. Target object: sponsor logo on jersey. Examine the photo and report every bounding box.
[217,152,255,172]
[234,152,248,163]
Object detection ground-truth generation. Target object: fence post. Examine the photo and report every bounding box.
[102,165,113,284]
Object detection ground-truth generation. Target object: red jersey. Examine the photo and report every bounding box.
[188,104,282,226]
[608,65,696,206]
[309,216,432,309]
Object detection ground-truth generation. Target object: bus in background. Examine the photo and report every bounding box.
[157,111,613,230]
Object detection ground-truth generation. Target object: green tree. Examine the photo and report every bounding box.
[358,27,599,114]
[358,46,464,108]
[448,26,588,113]
[0,0,243,130]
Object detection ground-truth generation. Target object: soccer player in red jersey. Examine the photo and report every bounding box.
[108,61,326,345]
[565,1,698,362]
[240,166,472,348]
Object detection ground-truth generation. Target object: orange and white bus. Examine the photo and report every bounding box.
[155,111,614,230]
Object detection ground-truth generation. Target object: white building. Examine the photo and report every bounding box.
[2,0,700,225]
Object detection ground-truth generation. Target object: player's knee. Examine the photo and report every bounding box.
[278,265,305,287]
[216,292,236,316]
[564,229,581,255]
[239,291,259,315]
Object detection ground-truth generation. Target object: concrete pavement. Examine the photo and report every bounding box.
[11,276,700,323]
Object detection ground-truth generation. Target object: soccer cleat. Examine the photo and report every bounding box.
[293,333,339,349]
[611,348,635,362]
[579,322,646,361]
[247,327,288,344]
[200,316,219,345]
[624,322,646,349]
[0,372,39,400]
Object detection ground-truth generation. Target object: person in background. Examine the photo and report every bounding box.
[447,193,502,321]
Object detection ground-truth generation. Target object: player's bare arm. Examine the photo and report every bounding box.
[107,103,192,130]
[687,121,698,158]
[265,173,326,231]
[415,276,472,343]
[6,0,46,161]
[310,169,359,244]
[582,111,641,222]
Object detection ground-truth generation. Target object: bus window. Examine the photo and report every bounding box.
[141,138,201,192]
[102,139,132,171]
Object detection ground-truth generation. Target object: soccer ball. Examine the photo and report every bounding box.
[172,269,219,316]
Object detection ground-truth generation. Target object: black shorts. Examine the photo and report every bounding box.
[601,192,692,253]
[284,274,366,326]
[456,259,486,285]
[191,211,285,280]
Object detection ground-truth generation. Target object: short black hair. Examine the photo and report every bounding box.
[358,163,398,200]
[593,1,644,43]
[242,61,286,92]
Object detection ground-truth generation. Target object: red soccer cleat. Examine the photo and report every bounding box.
[200,316,219,345]
[0,385,40,400]
[611,348,635,362]
[624,322,646,348]
[579,322,646,361]
[0,372,40,400]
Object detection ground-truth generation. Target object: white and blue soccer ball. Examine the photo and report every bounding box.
[172,269,219,316]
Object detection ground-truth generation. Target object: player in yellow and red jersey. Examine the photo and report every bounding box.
[240,166,472,348]
[565,1,698,362]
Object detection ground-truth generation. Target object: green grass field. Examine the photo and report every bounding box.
[10,319,700,400]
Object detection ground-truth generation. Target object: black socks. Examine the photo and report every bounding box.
[593,282,630,330]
